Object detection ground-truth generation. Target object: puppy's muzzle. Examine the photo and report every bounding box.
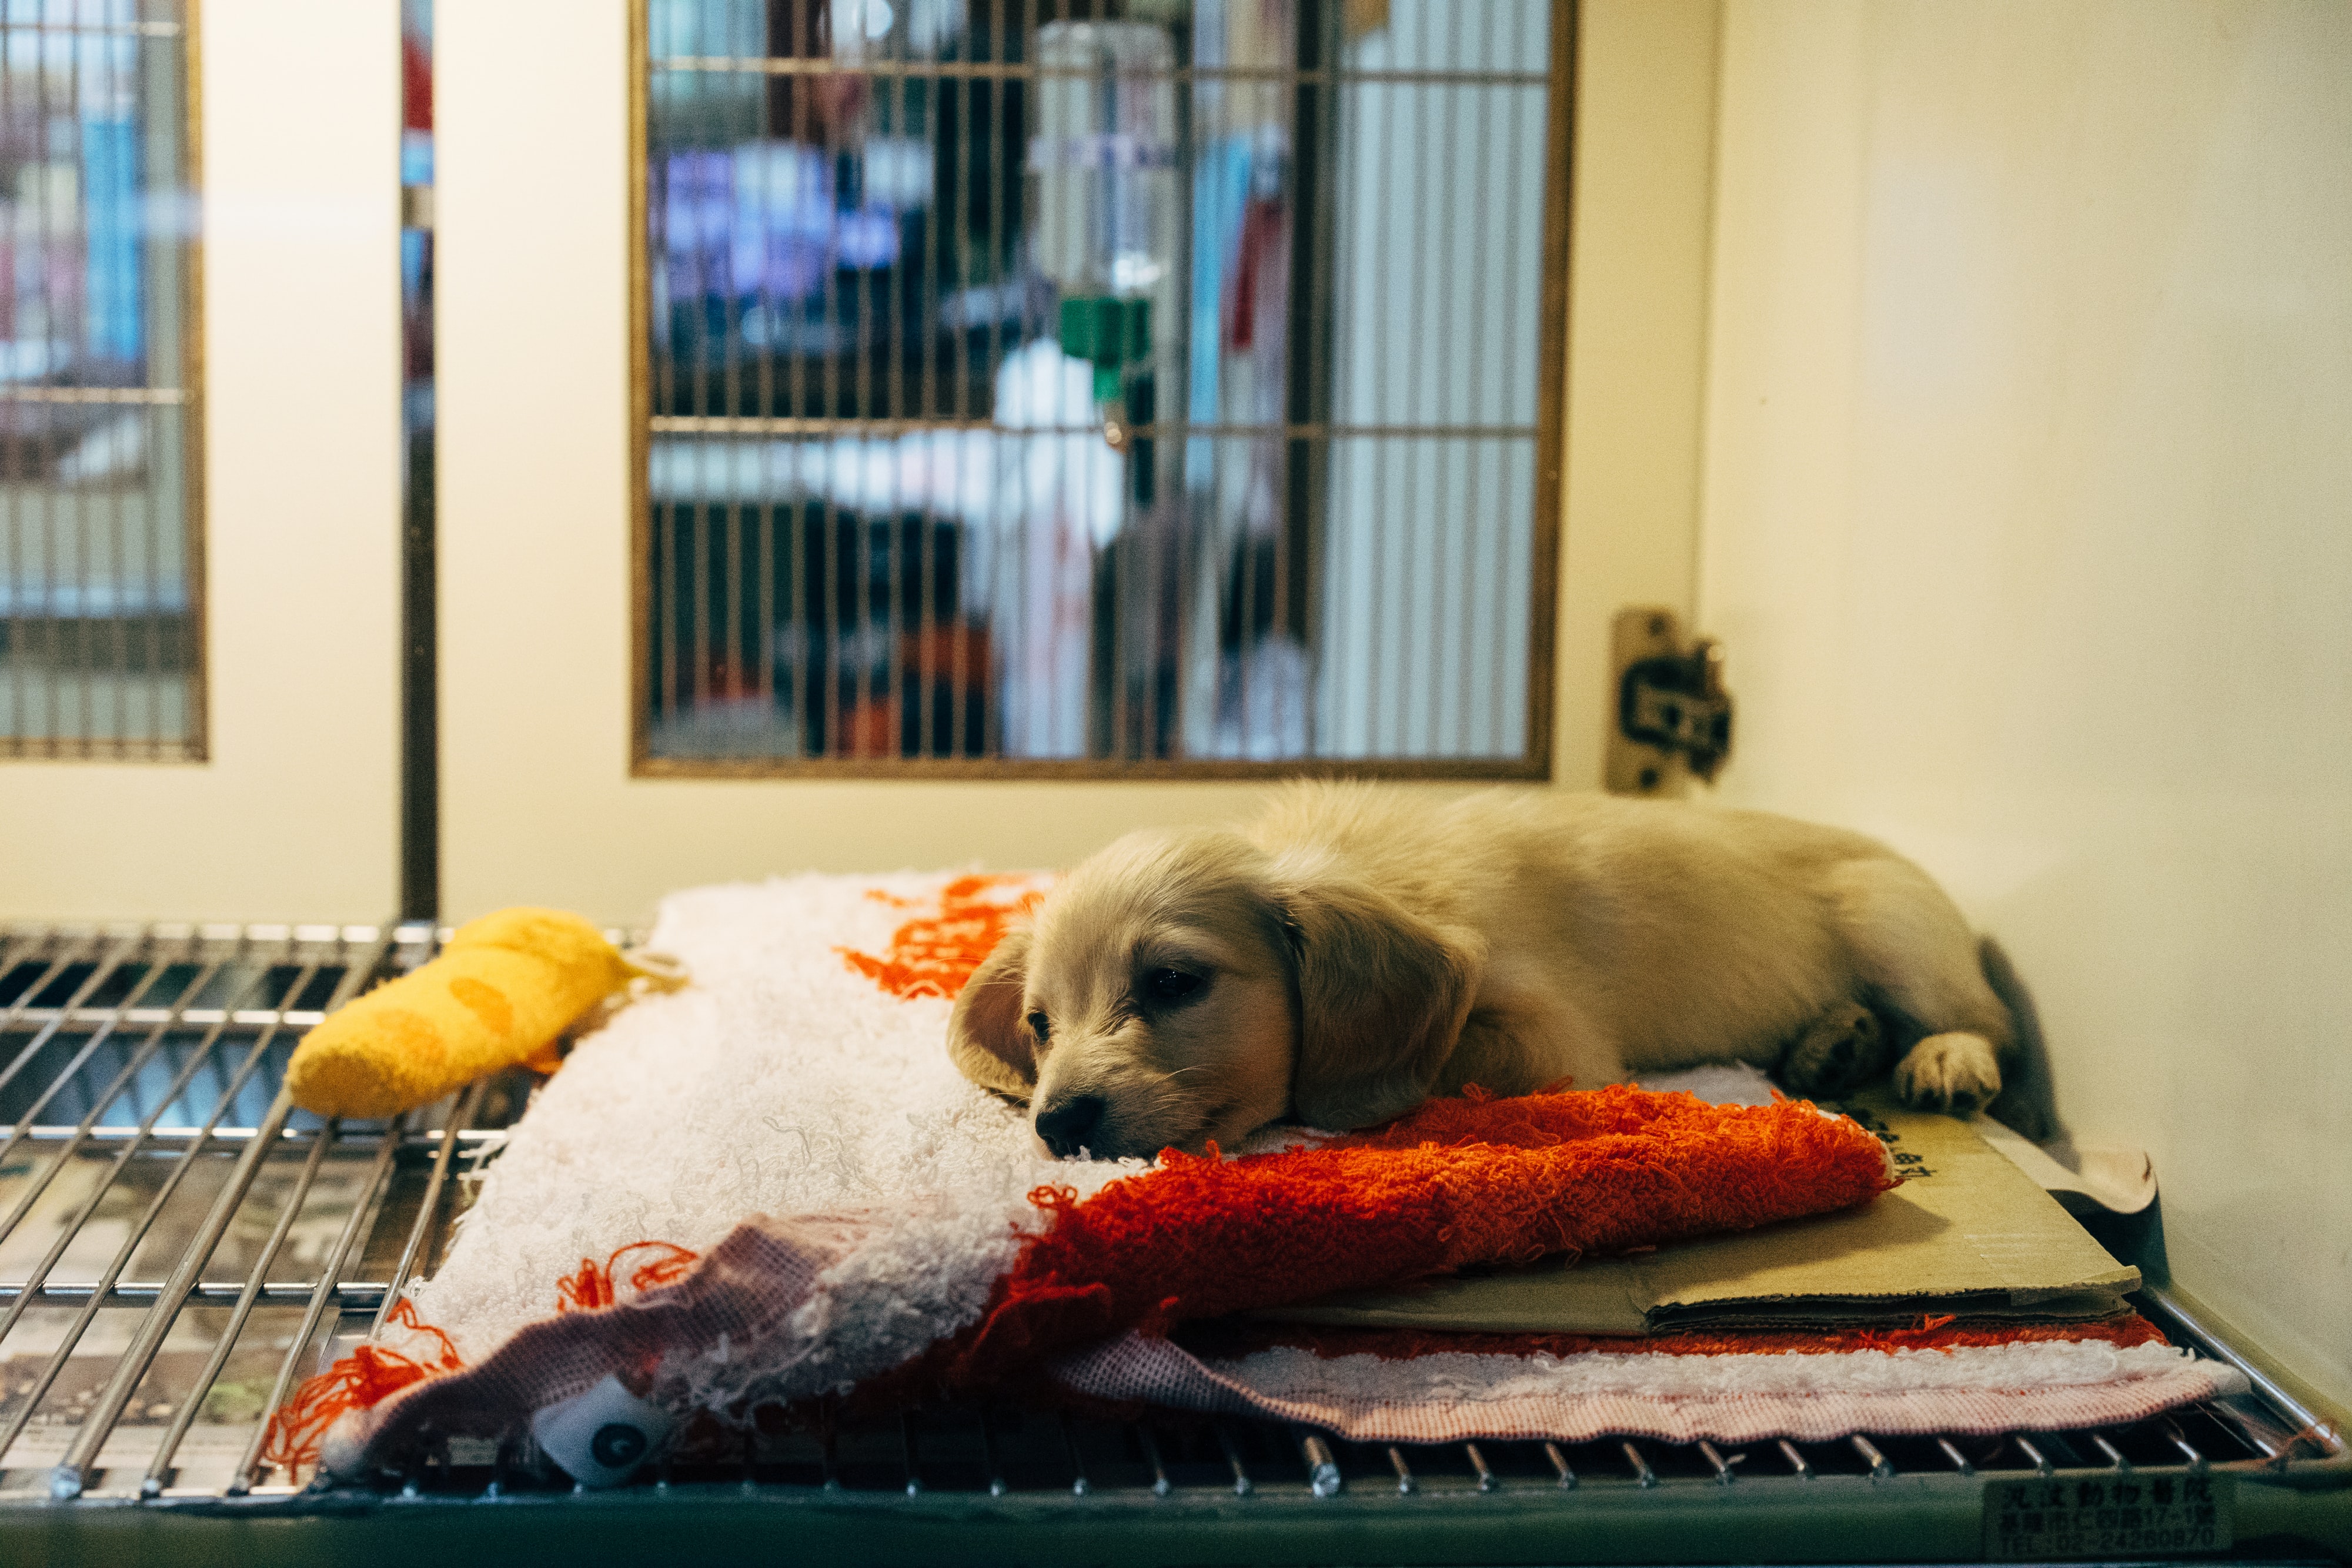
[1035,1094,1107,1159]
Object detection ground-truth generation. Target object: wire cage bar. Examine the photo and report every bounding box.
[632,0,1569,778]
[0,920,2343,1564]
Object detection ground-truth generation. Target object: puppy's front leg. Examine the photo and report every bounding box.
[1891,1032,2003,1117]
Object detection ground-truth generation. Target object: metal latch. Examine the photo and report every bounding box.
[1607,608,1733,794]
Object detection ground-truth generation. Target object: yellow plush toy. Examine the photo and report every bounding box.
[286,907,656,1119]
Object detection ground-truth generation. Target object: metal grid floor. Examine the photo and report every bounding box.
[1,921,2344,1557]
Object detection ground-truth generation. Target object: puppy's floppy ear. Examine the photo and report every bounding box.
[1271,861,1483,1131]
[947,927,1037,1102]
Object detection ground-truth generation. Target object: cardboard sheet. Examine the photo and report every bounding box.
[1262,1088,2139,1336]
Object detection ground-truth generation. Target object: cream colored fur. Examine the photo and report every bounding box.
[948,783,2014,1161]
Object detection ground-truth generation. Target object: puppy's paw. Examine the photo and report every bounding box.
[1778,1001,1889,1098]
[1892,1031,2003,1117]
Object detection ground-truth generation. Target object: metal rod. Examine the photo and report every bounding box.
[1937,1437,1975,1476]
[1464,1441,1498,1492]
[1299,1432,1341,1497]
[1060,1413,1089,1496]
[0,385,187,403]
[1544,1442,1576,1489]
[1138,1426,1169,1497]
[1698,1439,1735,1485]
[1778,1439,1814,1479]
[981,1408,1007,1497]
[652,414,1536,440]
[1387,1445,1415,1494]
[2161,1418,2207,1470]
[1621,1440,1658,1488]
[142,1116,341,1496]
[2144,1283,2346,1459]
[370,1079,488,1335]
[1216,1423,1252,1495]
[653,56,1551,88]
[228,1108,412,1495]
[1849,1434,1895,1479]
[2014,1435,2054,1476]
[900,1412,922,1496]
[2092,1433,2132,1471]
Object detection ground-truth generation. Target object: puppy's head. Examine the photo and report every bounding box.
[946,830,1479,1160]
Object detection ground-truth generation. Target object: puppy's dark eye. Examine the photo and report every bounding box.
[1026,1011,1051,1043]
[1147,969,1204,1004]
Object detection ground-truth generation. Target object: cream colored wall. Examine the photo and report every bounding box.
[435,0,1721,925]
[1699,0,2351,1411]
[0,0,402,923]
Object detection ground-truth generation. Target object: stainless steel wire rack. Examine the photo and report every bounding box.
[1,920,2346,1565]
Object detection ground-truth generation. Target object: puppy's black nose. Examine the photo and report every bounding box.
[1035,1095,1107,1158]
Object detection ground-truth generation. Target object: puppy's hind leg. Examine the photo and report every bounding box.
[1823,856,2013,1116]
[1778,1001,1890,1100]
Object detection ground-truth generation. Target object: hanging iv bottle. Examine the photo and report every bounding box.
[1030,20,1180,444]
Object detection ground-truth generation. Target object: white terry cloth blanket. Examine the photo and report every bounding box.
[413,871,1130,1407]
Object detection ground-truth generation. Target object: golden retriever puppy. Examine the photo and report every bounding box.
[948,783,2014,1160]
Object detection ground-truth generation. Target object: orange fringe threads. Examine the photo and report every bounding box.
[555,1241,701,1313]
[260,1299,463,1472]
[837,874,1048,1000]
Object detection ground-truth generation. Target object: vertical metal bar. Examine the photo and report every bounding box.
[1299,1432,1340,1496]
[369,1078,487,1335]
[1454,8,1503,754]
[1427,28,1467,756]
[1386,1445,1414,1494]
[854,510,874,755]
[1778,1439,1814,1479]
[1544,1440,1575,1489]
[1620,1440,1658,1487]
[977,1409,1011,1496]
[58,11,80,751]
[900,1410,923,1496]
[2161,1419,2207,1470]
[1137,1424,1168,1496]
[1216,1423,1254,1496]
[981,0,1010,763]
[1849,1433,1895,1479]
[1486,65,1532,750]
[756,497,776,727]
[820,499,840,755]
[789,500,808,754]
[1698,1439,1736,1484]
[141,1114,339,1496]
[1464,1440,1498,1492]
[1060,1412,1090,1496]
[2,15,16,753]
[1383,48,1425,757]
[229,1111,410,1495]
[724,492,743,730]
[690,498,710,717]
